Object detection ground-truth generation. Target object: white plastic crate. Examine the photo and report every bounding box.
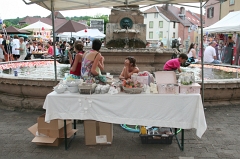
[179,83,201,94]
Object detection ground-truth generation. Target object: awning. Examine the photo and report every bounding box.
[24,0,207,11]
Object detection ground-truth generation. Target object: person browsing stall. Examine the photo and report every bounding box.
[81,39,106,83]
[203,41,221,64]
[187,43,198,63]
[67,41,84,79]
[119,56,139,80]
[163,53,188,73]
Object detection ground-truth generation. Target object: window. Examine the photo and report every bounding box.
[173,32,175,38]
[159,21,163,28]
[154,13,158,18]
[149,32,153,39]
[149,21,153,28]
[207,7,214,18]
[173,22,176,28]
[159,31,163,38]
[230,0,235,5]
[144,13,147,18]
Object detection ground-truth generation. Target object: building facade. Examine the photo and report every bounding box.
[166,5,203,51]
[143,6,179,48]
[204,0,221,27]
[220,0,240,18]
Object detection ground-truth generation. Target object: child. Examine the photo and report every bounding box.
[163,53,188,73]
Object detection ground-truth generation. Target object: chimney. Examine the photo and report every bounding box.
[165,4,169,10]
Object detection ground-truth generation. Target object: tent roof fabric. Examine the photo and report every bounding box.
[26,0,206,11]
[0,26,30,34]
[20,20,52,31]
[203,11,240,34]
[55,20,88,33]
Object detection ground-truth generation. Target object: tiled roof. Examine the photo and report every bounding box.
[19,17,68,28]
[164,5,204,27]
[157,6,179,22]
[143,6,179,22]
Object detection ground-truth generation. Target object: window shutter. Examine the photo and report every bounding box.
[207,8,209,18]
[212,7,214,17]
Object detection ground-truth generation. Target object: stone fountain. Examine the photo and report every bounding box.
[1,6,240,110]
[106,5,146,48]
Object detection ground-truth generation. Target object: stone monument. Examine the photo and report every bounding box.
[106,5,146,48]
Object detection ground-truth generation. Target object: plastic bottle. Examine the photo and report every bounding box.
[140,126,147,135]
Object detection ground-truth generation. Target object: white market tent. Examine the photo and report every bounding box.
[76,29,106,39]
[58,29,105,39]
[23,0,207,103]
[23,0,207,11]
[203,11,240,34]
[20,20,52,31]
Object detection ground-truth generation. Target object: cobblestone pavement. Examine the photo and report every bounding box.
[0,106,240,159]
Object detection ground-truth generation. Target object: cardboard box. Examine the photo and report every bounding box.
[37,114,64,130]
[38,121,72,138]
[28,123,78,146]
[84,120,113,145]
[179,83,201,94]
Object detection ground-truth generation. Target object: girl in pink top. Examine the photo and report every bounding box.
[163,53,188,73]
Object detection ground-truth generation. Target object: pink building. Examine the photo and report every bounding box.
[204,0,221,27]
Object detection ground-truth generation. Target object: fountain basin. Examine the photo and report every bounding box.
[1,55,240,110]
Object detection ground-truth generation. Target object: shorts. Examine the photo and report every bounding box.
[13,54,20,59]
[0,49,4,59]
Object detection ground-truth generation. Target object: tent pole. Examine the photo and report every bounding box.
[200,0,204,104]
[51,0,57,84]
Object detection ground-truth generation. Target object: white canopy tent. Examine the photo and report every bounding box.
[23,0,207,11]
[203,11,240,34]
[75,29,106,39]
[58,29,106,39]
[20,20,52,31]
[23,0,207,105]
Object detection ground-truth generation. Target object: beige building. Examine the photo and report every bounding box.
[220,0,240,18]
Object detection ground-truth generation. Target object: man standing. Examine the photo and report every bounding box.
[12,35,20,60]
[0,34,4,62]
[2,35,12,61]
[15,37,27,61]
[203,41,221,64]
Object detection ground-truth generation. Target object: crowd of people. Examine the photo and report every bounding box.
[186,35,236,64]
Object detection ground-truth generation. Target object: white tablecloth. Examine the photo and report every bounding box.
[43,92,207,138]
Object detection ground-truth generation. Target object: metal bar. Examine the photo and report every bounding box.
[202,0,210,7]
[51,0,58,84]
[64,120,67,150]
[74,120,76,135]
[231,48,234,65]
[181,129,184,151]
[22,0,48,5]
[174,128,184,151]
[200,0,204,104]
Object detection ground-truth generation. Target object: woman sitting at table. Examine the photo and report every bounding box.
[119,56,139,80]
[81,39,106,83]
[66,41,84,79]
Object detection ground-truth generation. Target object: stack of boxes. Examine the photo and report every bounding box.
[155,71,201,94]
[28,114,77,146]
[84,120,113,145]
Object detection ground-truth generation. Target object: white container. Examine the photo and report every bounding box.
[158,84,179,94]
[179,83,201,94]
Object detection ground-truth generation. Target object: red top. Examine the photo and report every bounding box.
[163,58,180,71]
[70,51,84,76]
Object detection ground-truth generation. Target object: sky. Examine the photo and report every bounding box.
[0,0,204,20]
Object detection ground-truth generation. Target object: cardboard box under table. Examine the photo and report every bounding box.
[84,120,113,145]
[28,114,77,146]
